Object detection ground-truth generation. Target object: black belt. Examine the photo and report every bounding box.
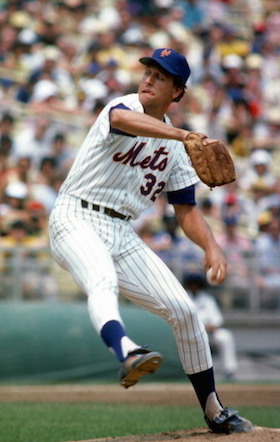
[81,200,131,221]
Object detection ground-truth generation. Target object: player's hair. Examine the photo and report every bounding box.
[173,77,186,102]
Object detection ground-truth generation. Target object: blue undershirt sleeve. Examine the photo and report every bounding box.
[109,103,136,137]
[167,185,196,205]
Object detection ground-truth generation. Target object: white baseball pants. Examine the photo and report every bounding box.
[49,195,212,374]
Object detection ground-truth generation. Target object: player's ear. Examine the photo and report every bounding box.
[173,85,185,103]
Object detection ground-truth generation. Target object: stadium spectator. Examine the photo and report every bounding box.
[0,112,15,144]
[239,149,276,193]
[49,132,75,174]
[10,115,57,169]
[255,216,280,310]
[183,272,238,380]
[0,181,30,235]
[0,219,57,300]
[216,214,254,309]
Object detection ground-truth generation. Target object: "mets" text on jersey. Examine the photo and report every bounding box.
[112,142,168,171]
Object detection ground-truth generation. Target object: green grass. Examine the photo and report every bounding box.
[0,403,279,442]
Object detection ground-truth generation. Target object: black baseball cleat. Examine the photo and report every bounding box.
[205,407,254,434]
[119,347,162,389]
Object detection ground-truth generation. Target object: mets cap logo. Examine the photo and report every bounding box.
[160,49,172,57]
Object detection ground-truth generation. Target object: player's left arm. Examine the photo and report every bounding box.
[173,203,227,283]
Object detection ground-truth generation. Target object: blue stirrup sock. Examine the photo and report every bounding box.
[188,367,222,412]
[100,320,127,362]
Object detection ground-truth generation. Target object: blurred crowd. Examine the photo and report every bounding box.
[0,0,280,308]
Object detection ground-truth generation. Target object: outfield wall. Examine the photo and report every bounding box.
[0,302,279,383]
[0,301,183,382]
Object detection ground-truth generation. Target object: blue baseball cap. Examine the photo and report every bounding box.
[139,48,191,85]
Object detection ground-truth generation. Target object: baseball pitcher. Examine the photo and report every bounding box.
[49,48,252,434]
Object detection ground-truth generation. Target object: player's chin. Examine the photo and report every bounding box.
[139,92,155,107]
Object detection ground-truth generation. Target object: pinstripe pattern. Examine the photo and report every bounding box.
[49,194,212,374]
[58,93,199,219]
[116,240,212,373]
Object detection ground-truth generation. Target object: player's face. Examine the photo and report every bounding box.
[138,65,182,117]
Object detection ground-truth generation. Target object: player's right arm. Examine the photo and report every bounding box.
[174,203,227,283]
[110,107,188,142]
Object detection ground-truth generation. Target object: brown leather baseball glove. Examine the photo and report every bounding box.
[183,132,236,188]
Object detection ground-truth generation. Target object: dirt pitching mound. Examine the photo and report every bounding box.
[66,426,280,442]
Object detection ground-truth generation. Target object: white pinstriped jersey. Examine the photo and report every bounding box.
[58,93,199,219]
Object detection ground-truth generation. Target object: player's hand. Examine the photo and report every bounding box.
[204,245,227,283]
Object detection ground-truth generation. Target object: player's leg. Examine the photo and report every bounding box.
[116,240,222,410]
[116,236,253,433]
[49,199,163,377]
[211,328,238,379]
[117,239,212,373]
[49,210,142,362]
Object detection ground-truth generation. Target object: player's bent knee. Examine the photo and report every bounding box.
[168,301,200,327]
